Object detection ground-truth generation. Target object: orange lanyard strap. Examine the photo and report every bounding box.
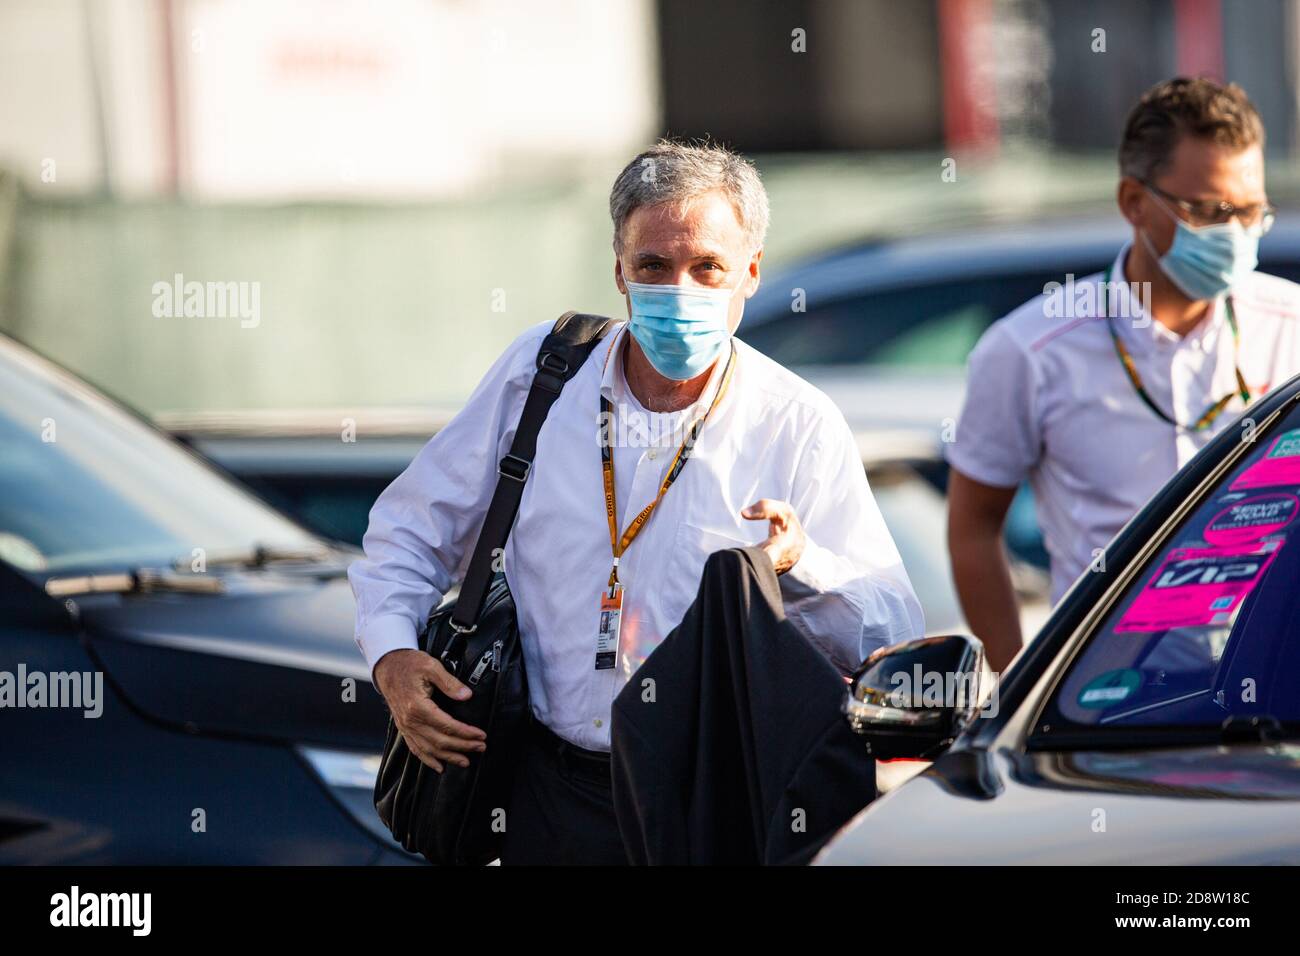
[1102,264,1250,432]
[600,335,737,587]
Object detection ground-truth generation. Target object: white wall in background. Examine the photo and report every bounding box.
[0,0,660,199]
[0,0,107,193]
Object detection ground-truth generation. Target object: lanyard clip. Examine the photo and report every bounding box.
[607,557,620,598]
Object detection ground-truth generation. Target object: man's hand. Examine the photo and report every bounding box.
[372,648,487,773]
[742,498,806,574]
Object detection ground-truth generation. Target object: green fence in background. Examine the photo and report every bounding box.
[0,151,1140,416]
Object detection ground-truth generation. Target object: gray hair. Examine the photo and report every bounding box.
[609,139,770,254]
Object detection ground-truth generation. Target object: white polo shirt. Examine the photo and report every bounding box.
[948,243,1300,603]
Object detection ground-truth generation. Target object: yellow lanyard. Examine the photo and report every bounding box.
[1103,264,1250,432]
[599,331,737,589]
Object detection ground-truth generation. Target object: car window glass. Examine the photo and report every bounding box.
[740,271,1088,367]
[0,343,318,574]
[1045,402,1300,731]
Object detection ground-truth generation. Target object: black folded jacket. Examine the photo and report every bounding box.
[610,546,877,865]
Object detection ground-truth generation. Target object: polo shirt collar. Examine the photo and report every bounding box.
[1106,242,1225,354]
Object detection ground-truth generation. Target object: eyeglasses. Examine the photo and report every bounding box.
[1143,180,1276,234]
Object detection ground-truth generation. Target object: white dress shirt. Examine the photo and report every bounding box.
[948,243,1300,603]
[350,319,924,751]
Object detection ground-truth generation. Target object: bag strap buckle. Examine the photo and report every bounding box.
[534,351,569,394]
[498,454,531,483]
[537,351,569,376]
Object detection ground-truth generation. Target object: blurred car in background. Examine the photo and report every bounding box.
[742,213,1300,371]
[819,370,1300,864]
[0,335,412,864]
[740,213,1300,571]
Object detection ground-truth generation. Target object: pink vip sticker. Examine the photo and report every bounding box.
[1203,493,1299,546]
[1232,428,1300,490]
[1114,540,1284,634]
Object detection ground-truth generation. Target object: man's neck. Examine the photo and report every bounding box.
[1123,241,1212,338]
[622,336,714,412]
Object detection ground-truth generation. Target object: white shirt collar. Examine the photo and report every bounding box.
[1107,242,1224,354]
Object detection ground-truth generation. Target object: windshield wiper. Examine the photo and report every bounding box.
[180,543,334,571]
[44,544,345,597]
[45,569,225,598]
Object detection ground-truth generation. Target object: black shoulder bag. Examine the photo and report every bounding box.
[373,311,617,866]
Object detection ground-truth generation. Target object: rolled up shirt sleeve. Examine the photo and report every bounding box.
[347,321,549,679]
[945,321,1042,489]
[779,411,926,673]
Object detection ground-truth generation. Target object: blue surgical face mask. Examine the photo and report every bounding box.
[1142,188,1260,301]
[622,274,744,380]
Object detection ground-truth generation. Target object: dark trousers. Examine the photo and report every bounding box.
[499,719,628,865]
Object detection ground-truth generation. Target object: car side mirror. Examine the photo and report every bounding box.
[844,634,986,760]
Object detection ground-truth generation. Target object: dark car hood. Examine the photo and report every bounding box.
[76,569,390,751]
[816,744,1300,865]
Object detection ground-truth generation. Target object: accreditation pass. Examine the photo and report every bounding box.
[595,584,624,670]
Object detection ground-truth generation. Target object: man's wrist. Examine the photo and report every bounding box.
[372,646,422,697]
[781,534,834,596]
[357,613,420,683]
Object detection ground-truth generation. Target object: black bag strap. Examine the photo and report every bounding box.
[448,311,619,634]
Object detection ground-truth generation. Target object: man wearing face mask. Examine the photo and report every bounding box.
[350,140,924,864]
[948,77,1300,673]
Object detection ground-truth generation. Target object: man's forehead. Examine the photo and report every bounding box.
[1161,138,1267,199]
[623,194,746,248]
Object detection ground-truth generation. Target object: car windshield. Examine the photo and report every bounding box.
[1044,399,1300,732]
[0,338,320,575]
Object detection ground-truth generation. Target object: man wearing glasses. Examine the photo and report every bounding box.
[947,77,1300,671]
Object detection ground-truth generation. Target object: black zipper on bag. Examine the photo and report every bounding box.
[468,646,494,685]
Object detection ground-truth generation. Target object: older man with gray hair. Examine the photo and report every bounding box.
[350,139,924,864]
